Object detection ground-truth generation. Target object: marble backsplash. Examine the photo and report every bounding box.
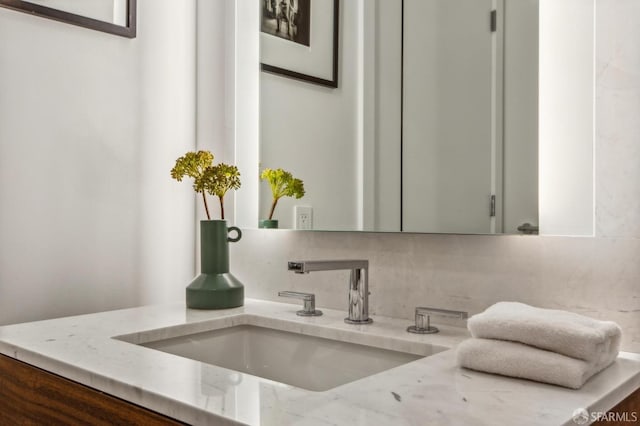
[232,0,640,353]
[595,0,640,239]
[231,231,639,352]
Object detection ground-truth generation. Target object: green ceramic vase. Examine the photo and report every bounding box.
[186,220,244,309]
[258,219,279,229]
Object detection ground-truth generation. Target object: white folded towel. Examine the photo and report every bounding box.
[456,338,617,389]
[467,302,621,363]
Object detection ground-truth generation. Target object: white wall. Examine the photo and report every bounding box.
[196,0,240,224]
[539,0,595,236]
[136,0,197,305]
[0,0,198,325]
[595,0,640,238]
[234,0,261,230]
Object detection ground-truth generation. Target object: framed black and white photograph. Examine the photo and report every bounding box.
[0,0,136,38]
[260,0,339,88]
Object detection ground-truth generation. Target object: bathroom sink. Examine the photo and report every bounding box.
[139,324,425,391]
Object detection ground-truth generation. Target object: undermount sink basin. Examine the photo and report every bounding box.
[139,325,425,391]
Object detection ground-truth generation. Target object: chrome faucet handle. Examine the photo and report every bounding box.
[278,291,323,317]
[407,307,468,334]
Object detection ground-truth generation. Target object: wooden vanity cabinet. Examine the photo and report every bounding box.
[594,387,640,426]
[0,354,187,425]
[1,352,637,425]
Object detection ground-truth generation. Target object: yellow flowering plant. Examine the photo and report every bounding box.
[171,151,241,220]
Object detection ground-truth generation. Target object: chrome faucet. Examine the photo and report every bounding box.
[288,260,372,324]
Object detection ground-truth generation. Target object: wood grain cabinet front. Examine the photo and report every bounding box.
[1,352,638,425]
[0,354,187,425]
[593,387,640,426]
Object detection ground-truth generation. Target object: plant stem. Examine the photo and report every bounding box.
[202,192,211,220]
[219,196,225,220]
[268,198,279,220]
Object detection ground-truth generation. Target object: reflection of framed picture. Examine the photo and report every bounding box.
[260,0,339,88]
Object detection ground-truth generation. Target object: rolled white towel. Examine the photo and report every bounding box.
[467,302,621,363]
[456,338,618,389]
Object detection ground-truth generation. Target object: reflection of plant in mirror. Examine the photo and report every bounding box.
[261,168,305,220]
[171,151,241,220]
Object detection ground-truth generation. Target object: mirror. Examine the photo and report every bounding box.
[0,0,136,38]
[257,0,594,236]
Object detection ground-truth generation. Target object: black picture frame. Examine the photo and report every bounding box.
[0,0,137,38]
[260,0,339,88]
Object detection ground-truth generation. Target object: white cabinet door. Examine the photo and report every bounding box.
[403,0,501,233]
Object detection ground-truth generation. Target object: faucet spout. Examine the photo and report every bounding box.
[288,260,368,273]
[288,260,372,325]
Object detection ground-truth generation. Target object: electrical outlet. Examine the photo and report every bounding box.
[295,206,313,230]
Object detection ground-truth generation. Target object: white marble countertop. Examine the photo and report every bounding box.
[0,299,638,425]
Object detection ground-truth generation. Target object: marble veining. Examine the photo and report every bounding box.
[0,299,638,426]
[596,0,640,239]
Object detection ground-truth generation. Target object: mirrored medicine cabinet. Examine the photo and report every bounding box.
[255,0,595,237]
